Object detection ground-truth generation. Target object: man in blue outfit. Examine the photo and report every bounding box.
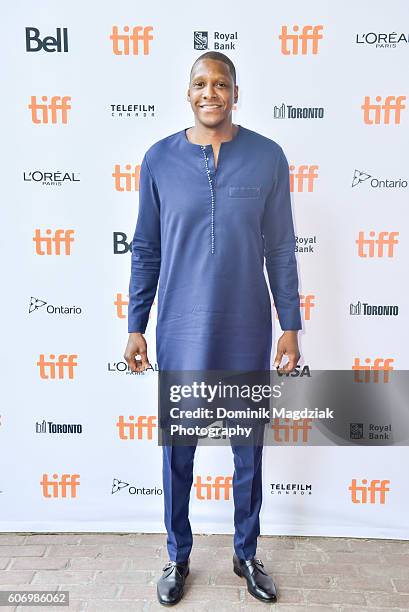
[124,51,302,605]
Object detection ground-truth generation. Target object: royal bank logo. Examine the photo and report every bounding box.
[270,482,312,495]
[352,169,407,188]
[295,235,317,254]
[273,103,324,119]
[355,32,409,48]
[111,478,163,496]
[110,103,155,119]
[29,297,83,316]
[193,30,238,50]
[349,423,392,441]
[349,301,399,316]
[350,423,364,439]
[194,31,208,49]
[23,170,80,187]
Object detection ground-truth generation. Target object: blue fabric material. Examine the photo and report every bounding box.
[162,435,264,562]
[128,124,302,370]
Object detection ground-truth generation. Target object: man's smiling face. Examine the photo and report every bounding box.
[187,58,238,128]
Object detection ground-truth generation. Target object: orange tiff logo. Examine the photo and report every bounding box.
[33,229,75,255]
[117,415,157,440]
[115,293,128,319]
[356,231,399,257]
[40,473,80,498]
[28,96,71,124]
[110,26,154,55]
[112,164,141,191]
[194,475,233,500]
[289,165,319,192]
[349,478,390,504]
[36,354,78,379]
[279,25,324,55]
[352,358,394,383]
[361,96,406,125]
[270,418,313,443]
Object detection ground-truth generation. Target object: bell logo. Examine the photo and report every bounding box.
[36,354,78,380]
[33,229,75,255]
[28,96,71,124]
[289,165,319,192]
[279,25,324,55]
[112,164,141,191]
[40,473,80,498]
[361,96,406,125]
[356,231,399,257]
[349,478,390,504]
[194,475,233,500]
[271,418,313,443]
[352,358,394,383]
[116,415,157,440]
[110,26,154,55]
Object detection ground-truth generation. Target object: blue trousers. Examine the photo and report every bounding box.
[162,436,264,562]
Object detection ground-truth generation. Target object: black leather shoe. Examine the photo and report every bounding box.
[157,559,190,606]
[233,553,277,603]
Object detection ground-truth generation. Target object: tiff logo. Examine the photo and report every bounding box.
[271,418,313,443]
[116,415,157,440]
[40,473,80,498]
[36,354,78,379]
[352,358,394,383]
[361,95,406,125]
[279,25,324,55]
[112,164,141,191]
[110,26,154,55]
[348,478,390,504]
[289,164,319,192]
[355,231,399,257]
[194,475,233,500]
[28,96,71,124]
[33,229,75,255]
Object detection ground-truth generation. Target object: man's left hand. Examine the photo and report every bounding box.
[273,331,300,373]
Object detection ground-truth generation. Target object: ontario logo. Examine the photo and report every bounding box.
[111,478,162,495]
[352,169,407,188]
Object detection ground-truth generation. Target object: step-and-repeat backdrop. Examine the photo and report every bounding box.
[2,2,409,537]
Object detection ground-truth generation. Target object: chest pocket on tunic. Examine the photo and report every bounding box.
[228,186,261,198]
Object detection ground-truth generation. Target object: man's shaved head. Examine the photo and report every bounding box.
[190,51,236,86]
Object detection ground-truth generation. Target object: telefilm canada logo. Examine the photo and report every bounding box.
[350,300,399,317]
[111,478,163,496]
[355,32,409,48]
[36,420,83,435]
[110,103,155,119]
[193,30,238,50]
[29,297,83,317]
[273,103,325,119]
[270,482,312,496]
[352,169,407,189]
[23,170,80,187]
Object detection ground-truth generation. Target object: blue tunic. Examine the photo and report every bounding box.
[128,124,302,370]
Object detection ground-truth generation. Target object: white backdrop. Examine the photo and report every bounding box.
[2,1,409,538]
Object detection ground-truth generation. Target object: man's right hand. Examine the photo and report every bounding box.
[124,332,151,373]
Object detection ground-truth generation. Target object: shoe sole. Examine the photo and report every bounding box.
[233,565,277,603]
[157,567,189,606]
